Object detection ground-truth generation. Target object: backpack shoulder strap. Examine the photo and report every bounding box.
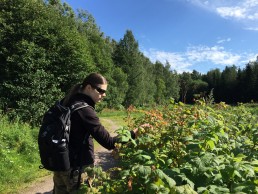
[70,102,92,113]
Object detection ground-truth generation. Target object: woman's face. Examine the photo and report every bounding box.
[84,84,107,103]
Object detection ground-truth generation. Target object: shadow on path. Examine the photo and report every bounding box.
[94,150,118,171]
[35,191,53,194]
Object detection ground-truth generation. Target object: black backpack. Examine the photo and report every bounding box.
[38,101,89,171]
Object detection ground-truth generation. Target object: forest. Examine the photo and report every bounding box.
[1,0,258,125]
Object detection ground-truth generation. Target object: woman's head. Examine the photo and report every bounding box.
[63,73,108,105]
[81,73,107,88]
[81,73,108,103]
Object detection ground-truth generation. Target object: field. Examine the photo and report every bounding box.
[1,101,258,193]
[80,101,258,194]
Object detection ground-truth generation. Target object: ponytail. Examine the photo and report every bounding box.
[62,84,81,106]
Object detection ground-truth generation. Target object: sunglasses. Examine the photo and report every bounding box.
[92,85,106,94]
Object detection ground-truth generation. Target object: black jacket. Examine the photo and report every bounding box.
[67,93,125,167]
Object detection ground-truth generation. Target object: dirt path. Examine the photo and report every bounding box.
[20,118,119,194]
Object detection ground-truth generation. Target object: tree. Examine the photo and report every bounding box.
[76,10,113,75]
[162,62,180,102]
[178,70,208,103]
[241,62,257,102]
[152,61,180,104]
[219,65,238,103]
[190,79,208,101]
[113,30,147,107]
[179,72,192,103]
[0,0,93,124]
[191,70,202,80]
[105,67,128,108]
[136,54,156,106]
[254,61,258,101]
[153,62,166,104]
[203,69,221,102]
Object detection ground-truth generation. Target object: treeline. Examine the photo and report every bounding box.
[0,0,257,125]
[180,62,258,104]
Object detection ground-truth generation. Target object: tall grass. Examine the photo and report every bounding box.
[0,114,49,194]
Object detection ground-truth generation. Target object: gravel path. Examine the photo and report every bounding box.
[20,118,119,194]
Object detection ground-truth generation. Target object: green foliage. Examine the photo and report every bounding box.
[0,0,181,125]
[0,114,47,193]
[1,0,258,192]
[0,0,96,124]
[204,61,258,103]
[0,0,258,128]
[154,61,180,104]
[113,30,160,107]
[105,67,128,108]
[179,72,193,103]
[79,102,258,193]
[219,65,238,103]
[202,68,221,102]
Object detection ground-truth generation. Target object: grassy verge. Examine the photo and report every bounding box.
[0,115,49,194]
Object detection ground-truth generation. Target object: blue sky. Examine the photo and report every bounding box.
[62,0,258,73]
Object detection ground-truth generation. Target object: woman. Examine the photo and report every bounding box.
[53,73,137,193]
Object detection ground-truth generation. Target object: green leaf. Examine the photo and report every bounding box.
[233,154,247,162]
[120,170,130,179]
[154,178,164,186]
[175,184,198,194]
[251,160,258,166]
[119,135,130,142]
[163,175,176,188]
[148,183,159,192]
[166,159,173,165]
[233,170,242,178]
[206,140,215,150]
[254,179,258,185]
[137,165,151,177]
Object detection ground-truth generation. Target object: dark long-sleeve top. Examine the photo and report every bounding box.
[67,93,132,167]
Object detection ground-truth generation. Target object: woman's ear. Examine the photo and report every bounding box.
[82,84,91,94]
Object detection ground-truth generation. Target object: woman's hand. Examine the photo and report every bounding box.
[133,123,153,137]
[133,127,139,137]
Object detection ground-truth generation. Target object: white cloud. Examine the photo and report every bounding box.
[216,6,246,19]
[186,45,241,65]
[143,49,192,73]
[217,37,231,44]
[245,0,258,7]
[143,45,256,73]
[188,0,258,28]
[245,27,258,31]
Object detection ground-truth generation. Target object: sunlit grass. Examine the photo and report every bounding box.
[0,115,49,194]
